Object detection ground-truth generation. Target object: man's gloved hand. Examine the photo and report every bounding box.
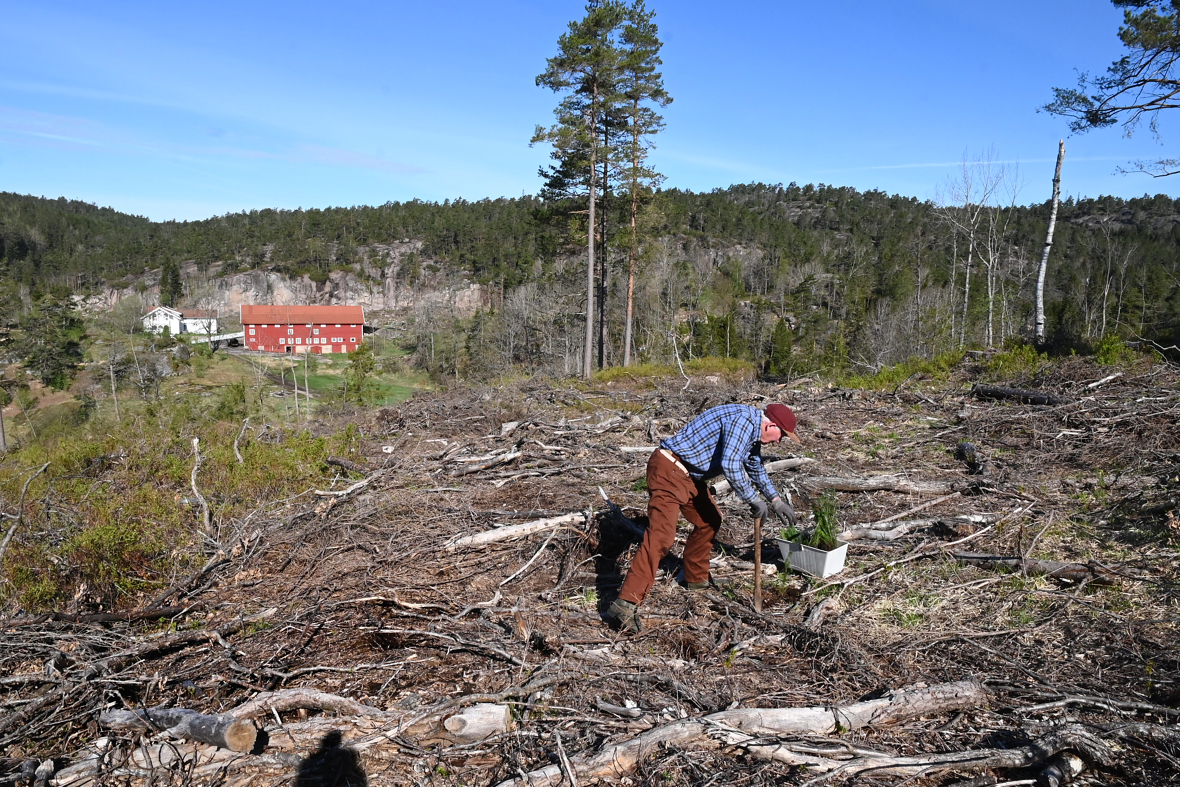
[748,499,769,520]
[771,497,797,526]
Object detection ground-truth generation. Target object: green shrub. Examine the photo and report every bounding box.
[983,344,1045,380]
[838,350,965,391]
[68,521,162,598]
[1093,334,1139,367]
[594,363,675,383]
[211,380,248,421]
[685,356,756,376]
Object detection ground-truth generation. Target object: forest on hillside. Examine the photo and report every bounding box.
[2,181,1179,381]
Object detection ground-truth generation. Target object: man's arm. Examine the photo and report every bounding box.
[745,445,780,502]
[719,412,764,503]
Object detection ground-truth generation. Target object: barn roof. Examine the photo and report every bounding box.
[240,305,365,324]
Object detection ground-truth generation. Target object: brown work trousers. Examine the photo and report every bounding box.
[618,449,723,605]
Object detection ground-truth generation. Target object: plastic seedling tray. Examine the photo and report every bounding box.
[777,538,848,578]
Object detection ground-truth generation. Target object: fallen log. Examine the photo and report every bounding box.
[744,722,1112,780]
[798,474,955,496]
[99,708,257,752]
[231,689,387,721]
[842,514,998,542]
[710,457,816,495]
[442,512,586,552]
[952,552,1120,585]
[420,703,511,745]
[449,450,522,476]
[3,604,197,628]
[325,456,371,474]
[972,384,1065,406]
[497,678,987,786]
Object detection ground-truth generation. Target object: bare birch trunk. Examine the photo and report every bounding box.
[108,355,121,423]
[1035,140,1065,344]
[960,236,974,348]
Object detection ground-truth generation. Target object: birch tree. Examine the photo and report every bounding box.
[1035,141,1065,343]
[936,151,1008,347]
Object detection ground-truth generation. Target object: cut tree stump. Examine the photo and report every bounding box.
[99,708,257,752]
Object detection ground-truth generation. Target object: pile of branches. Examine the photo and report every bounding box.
[2,359,1179,786]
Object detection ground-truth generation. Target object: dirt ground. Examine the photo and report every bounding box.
[2,355,1179,786]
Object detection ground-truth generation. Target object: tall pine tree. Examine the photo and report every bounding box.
[618,0,671,366]
[534,1,625,377]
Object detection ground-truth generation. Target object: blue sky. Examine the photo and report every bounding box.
[1,0,1176,221]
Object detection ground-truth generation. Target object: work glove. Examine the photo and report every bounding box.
[771,497,797,526]
[748,499,769,520]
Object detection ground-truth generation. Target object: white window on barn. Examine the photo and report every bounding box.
[336,324,341,327]
[288,328,294,335]
[351,338,356,343]
[296,338,301,344]
[249,329,255,335]
[313,328,319,335]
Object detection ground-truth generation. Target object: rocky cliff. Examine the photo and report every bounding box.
[84,240,488,323]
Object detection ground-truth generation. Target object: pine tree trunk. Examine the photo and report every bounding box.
[624,118,640,367]
[1035,141,1065,344]
[598,152,609,370]
[584,94,598,379]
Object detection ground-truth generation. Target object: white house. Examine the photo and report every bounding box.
[141,306,219,336]
[180,310,219,335]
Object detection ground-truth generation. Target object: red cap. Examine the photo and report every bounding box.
[765,403,801,444]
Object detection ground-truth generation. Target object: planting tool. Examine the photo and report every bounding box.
[753,516,763,612]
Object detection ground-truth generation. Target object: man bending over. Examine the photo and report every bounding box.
[608,403,801,634]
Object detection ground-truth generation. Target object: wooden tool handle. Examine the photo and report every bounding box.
[753,516,763,612]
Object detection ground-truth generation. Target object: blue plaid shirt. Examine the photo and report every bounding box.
[661,404,779,504]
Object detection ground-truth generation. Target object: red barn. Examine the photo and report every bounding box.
[241,305,365,354]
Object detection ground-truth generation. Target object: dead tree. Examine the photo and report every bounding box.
[1036,140,1065,344]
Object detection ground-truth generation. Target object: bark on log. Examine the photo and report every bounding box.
[325,456,371,474]
[232,689,510,745]
[952,552,1120,585]
[746,723,1112,779]
[842,514,998,542]
[443,513,586,552]
[231,689,387,720]
[497,679,986,786]
[4,604,196,627]
[449,450,522,476]
[99,708,257,752]
[972,384,1065,406]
